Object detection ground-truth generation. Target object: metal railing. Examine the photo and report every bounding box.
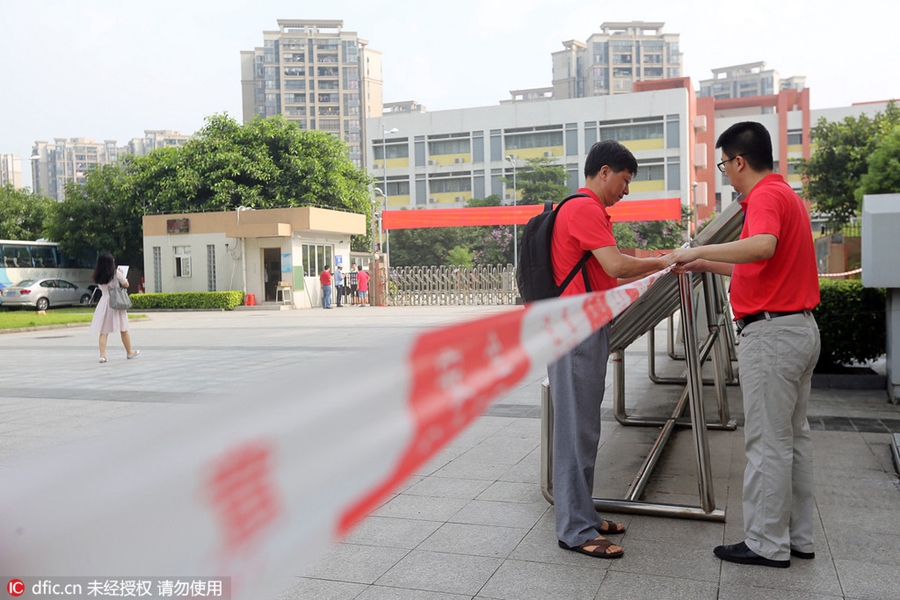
[387,264,518,306]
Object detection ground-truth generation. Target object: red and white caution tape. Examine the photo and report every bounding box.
[0,269,669,599]
[818,268,862,278]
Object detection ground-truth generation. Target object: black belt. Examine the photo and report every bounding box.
[735,310,809,333]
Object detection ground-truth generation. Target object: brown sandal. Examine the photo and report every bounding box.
[558,537,624,559]
[598,519,626,535]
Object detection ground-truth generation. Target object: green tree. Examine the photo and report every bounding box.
[446,245,474,267]
[856,124,900,199]
[509,157,570,205]
[389,224,481,267]
[45,162,144,268]
[799,101,900,227]
[465,194,502,208]
[45,113,376,265]
[0,185,56,240]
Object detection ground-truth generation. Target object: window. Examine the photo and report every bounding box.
[428,138,470,156]
[429,177,471,194]
[599,121,664,142]
[207,245,216,292]
[634,163,665,181]
[301,243,333,277]
[153,247,162,293]
[504,130,563,150]
[174,246,191,278]
[386,181,410,196]
[373,144,409,160]
[787,132,803,145]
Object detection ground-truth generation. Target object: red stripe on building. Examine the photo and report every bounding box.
[382,198,682,231]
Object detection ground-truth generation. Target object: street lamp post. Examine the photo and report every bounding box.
[381,125,398,261]
[505,155,518,269]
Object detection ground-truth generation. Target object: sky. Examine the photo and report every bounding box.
[2,0,897,189]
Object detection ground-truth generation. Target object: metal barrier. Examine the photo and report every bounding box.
[540,200,745,522]
[387,264,518,306]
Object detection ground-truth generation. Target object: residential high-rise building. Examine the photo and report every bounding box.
[31,138,120,202]
[699,62,806,101]
[125,130,191,156]
[0,154,23,189]
[31,131,191,202]
[552,22,682,99]
[240,19,383,168]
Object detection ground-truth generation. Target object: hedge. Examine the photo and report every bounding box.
[130,291,245,311]
[813,279,886,371]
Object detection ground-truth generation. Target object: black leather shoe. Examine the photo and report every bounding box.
[713,541,790,568]
[791,548,815,559]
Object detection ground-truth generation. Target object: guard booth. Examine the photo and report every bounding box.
[540,200,745,521]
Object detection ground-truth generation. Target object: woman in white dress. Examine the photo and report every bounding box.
[89,252,139,363]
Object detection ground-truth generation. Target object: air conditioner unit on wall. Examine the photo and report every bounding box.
[454,196,464,202]
[543,151,553,157]
[454,157,464,163]
[428,197,437,204]
[427,159,436,166]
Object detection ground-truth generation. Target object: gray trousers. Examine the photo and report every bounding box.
[738,311,820,560]
[548,326,609,546]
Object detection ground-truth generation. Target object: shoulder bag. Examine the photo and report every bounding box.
[108,280,132,311]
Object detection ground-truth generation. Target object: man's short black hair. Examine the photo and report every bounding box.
[716,121,774,172]
[584,140,638,179]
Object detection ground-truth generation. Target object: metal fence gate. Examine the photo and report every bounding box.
[387,264,518,306]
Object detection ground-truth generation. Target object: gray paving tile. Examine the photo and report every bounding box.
[404,476,493,500]
[375,550,501,596]
[476,558,605,600]
[717,584,843,600]
[507,513,611,570]
[344,516,442,550]
[433,459,512,481]
[276,576,367,600]
[302,543,409,584]
[419,522,528,558]
[608,538,720,582]
[356,587,470,600]
[372,494,471,522]
[814,481,900,510]
[450,499,549,529]
[818,503,900,536]
[476,481,546,504]
[834,558,900,600]
[718,552,842,597]
[596,571,719,600]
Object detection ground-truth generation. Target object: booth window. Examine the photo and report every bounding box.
[174,246,192,278]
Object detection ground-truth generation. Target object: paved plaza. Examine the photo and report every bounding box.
[1,305,899,599]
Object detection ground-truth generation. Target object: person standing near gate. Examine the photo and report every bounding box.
[550,140,667,559]
[357,265,370,306]
[319,265,333,309]
[665,121,820,568]
[333,265,344,307]
[347,263,359,305]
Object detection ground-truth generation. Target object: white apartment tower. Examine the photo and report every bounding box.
[240,19,383,168]
[699,62,806,100]
[30,131,191,202]
[0,154,23,189]
[552,22,682,99]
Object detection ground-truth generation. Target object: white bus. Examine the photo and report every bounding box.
[0,240,97,291]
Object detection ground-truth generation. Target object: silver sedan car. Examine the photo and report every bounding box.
[1,278,94,310]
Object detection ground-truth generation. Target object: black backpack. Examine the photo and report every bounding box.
[516,193,593,303]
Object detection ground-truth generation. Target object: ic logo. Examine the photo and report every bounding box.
[7,579,25,597]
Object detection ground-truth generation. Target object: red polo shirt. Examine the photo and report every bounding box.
[550,188,618,297]
[320,270,332,286]
[730,174,820,319]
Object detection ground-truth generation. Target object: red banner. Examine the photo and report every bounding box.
[382,198,682,231]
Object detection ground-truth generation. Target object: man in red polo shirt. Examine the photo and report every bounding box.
[550,140,667,560]
[666,121,820,568]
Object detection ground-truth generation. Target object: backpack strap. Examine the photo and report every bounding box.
[554,193,594,295]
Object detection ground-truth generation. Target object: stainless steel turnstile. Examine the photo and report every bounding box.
[540,200,745,521]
